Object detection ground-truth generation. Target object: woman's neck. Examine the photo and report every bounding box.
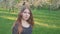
[21,19,27,23]
[21,19,30,28]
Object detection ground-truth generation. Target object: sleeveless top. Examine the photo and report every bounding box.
[12,23,32,34]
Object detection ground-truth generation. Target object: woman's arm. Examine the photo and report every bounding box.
[12,23,18,34]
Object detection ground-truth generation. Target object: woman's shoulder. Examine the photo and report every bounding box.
[13,23,18,28]
[12,23,19,34]
[12,23,18,31]
[15,23,19,27]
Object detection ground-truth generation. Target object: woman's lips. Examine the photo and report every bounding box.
[25,17,28,18]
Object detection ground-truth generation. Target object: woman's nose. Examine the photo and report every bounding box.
[26,13,29,16]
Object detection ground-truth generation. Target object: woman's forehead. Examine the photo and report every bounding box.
[24,8,30,12]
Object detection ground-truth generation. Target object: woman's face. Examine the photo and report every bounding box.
[22,8,30,21]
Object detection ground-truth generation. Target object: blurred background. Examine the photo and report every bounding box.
[0,0,60,34]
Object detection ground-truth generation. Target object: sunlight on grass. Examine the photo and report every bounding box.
[10,12,17,14]
[0,16,16,20]
[34,18,60,28]
[35,21,60,28]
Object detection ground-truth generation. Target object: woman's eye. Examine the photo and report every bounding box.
[23,11,30,14]
[24,12,26,13]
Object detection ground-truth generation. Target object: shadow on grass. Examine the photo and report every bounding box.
[0,9,60,34]
[32,23,60,34]
[0,17,15,34]
[0,15,60,34]
[0,12,17,17]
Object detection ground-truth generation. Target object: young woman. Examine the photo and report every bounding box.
[12,6,34,34]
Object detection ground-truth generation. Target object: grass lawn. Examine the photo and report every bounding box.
[0,9,60,34]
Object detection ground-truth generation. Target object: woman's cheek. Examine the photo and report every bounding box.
[28,14,30,18]
[22,13,26,19]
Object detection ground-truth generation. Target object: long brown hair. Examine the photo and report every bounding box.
[12,6,34,34]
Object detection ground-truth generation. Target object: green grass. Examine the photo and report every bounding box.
[0,9,60,34]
